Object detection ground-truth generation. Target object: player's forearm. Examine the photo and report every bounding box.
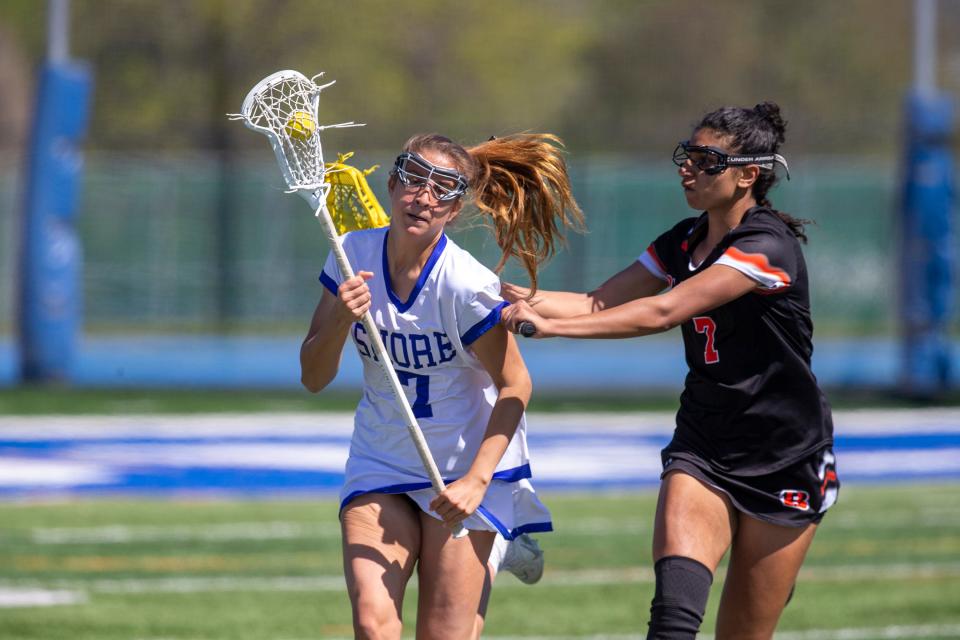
[540,298,675,339]
[299,318,353,392]
[503,284,598,319]
[466,383,530,483]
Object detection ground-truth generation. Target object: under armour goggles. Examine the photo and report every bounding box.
[392,151,469,202]
[672,141,790,179]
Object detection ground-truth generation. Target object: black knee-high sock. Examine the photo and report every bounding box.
[646,555,713,640]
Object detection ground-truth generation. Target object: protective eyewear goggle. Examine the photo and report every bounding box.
[672,141,790,179]
[392,152,469,202]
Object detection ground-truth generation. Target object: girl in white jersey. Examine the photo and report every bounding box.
[300,133,582,639]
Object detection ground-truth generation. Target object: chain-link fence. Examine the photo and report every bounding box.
[0,152,902,338]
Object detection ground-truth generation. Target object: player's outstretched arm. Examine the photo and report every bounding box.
[502,261,667,319]
[505,264,756,339]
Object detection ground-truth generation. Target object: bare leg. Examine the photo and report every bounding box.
[647,471,736,639]
[415,511,495,640]
[341,493,421,640]
[653,471,736,568]
[715,517,818,639]
[471,561,496,639]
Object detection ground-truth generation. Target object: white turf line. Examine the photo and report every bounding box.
[2,561,959,595]
[4,407,960,438]
[21,503,960,545]
[220,625,960,640]
[478,627,960,640]
[28,521,342,544]
[0,588,87,608]
[23,518,648,545]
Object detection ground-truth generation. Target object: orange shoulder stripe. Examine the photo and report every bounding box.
[722,246,791,285]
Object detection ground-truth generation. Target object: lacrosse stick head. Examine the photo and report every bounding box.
[324,152,391,234]
[229,70,362,193]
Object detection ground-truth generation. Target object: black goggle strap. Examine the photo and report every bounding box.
[392,151,469,200]
[676,142,791,179]
[725,152,791,180]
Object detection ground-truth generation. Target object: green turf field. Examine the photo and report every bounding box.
[3,385,958,415]
[0,485,958,639]
[0,387,682,414]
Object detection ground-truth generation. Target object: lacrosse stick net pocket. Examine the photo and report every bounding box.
[228,69,360,192]
[324,152,390,234]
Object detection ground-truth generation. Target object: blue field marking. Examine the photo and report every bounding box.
[834,433,960,450]
[0,410,958,498]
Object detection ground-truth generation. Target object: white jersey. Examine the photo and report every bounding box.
[320,226,551,539]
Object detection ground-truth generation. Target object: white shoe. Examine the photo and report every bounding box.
[499,533,544,584]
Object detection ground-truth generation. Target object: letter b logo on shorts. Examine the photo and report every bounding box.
[778,489,810,511]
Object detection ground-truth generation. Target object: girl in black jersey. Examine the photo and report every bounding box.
[501,102,839,639]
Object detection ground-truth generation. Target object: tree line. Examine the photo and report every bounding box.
[0,0,953,157]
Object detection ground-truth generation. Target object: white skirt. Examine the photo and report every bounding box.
[340,472,552,540]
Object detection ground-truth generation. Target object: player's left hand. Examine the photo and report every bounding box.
[501,300,547,337]
[429,474,488,527]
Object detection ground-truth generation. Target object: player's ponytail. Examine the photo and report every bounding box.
[398,133,583,292]
[467,134,585,292]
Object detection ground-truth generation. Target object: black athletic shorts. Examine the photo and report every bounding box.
[661,446,840,527]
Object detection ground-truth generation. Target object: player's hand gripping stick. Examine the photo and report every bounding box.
[518,321,537,338]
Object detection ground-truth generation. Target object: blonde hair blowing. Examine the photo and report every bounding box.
[401,133,584,293]
[470,134,586,293]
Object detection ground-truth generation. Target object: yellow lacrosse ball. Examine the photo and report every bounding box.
[285,110,316,141]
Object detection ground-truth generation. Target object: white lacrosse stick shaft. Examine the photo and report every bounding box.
[309,186,467,539]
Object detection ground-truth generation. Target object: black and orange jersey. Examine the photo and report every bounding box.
[639,206,834,476]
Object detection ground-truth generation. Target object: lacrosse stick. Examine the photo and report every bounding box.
[323,151,390,234]
[228,70,465,537]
